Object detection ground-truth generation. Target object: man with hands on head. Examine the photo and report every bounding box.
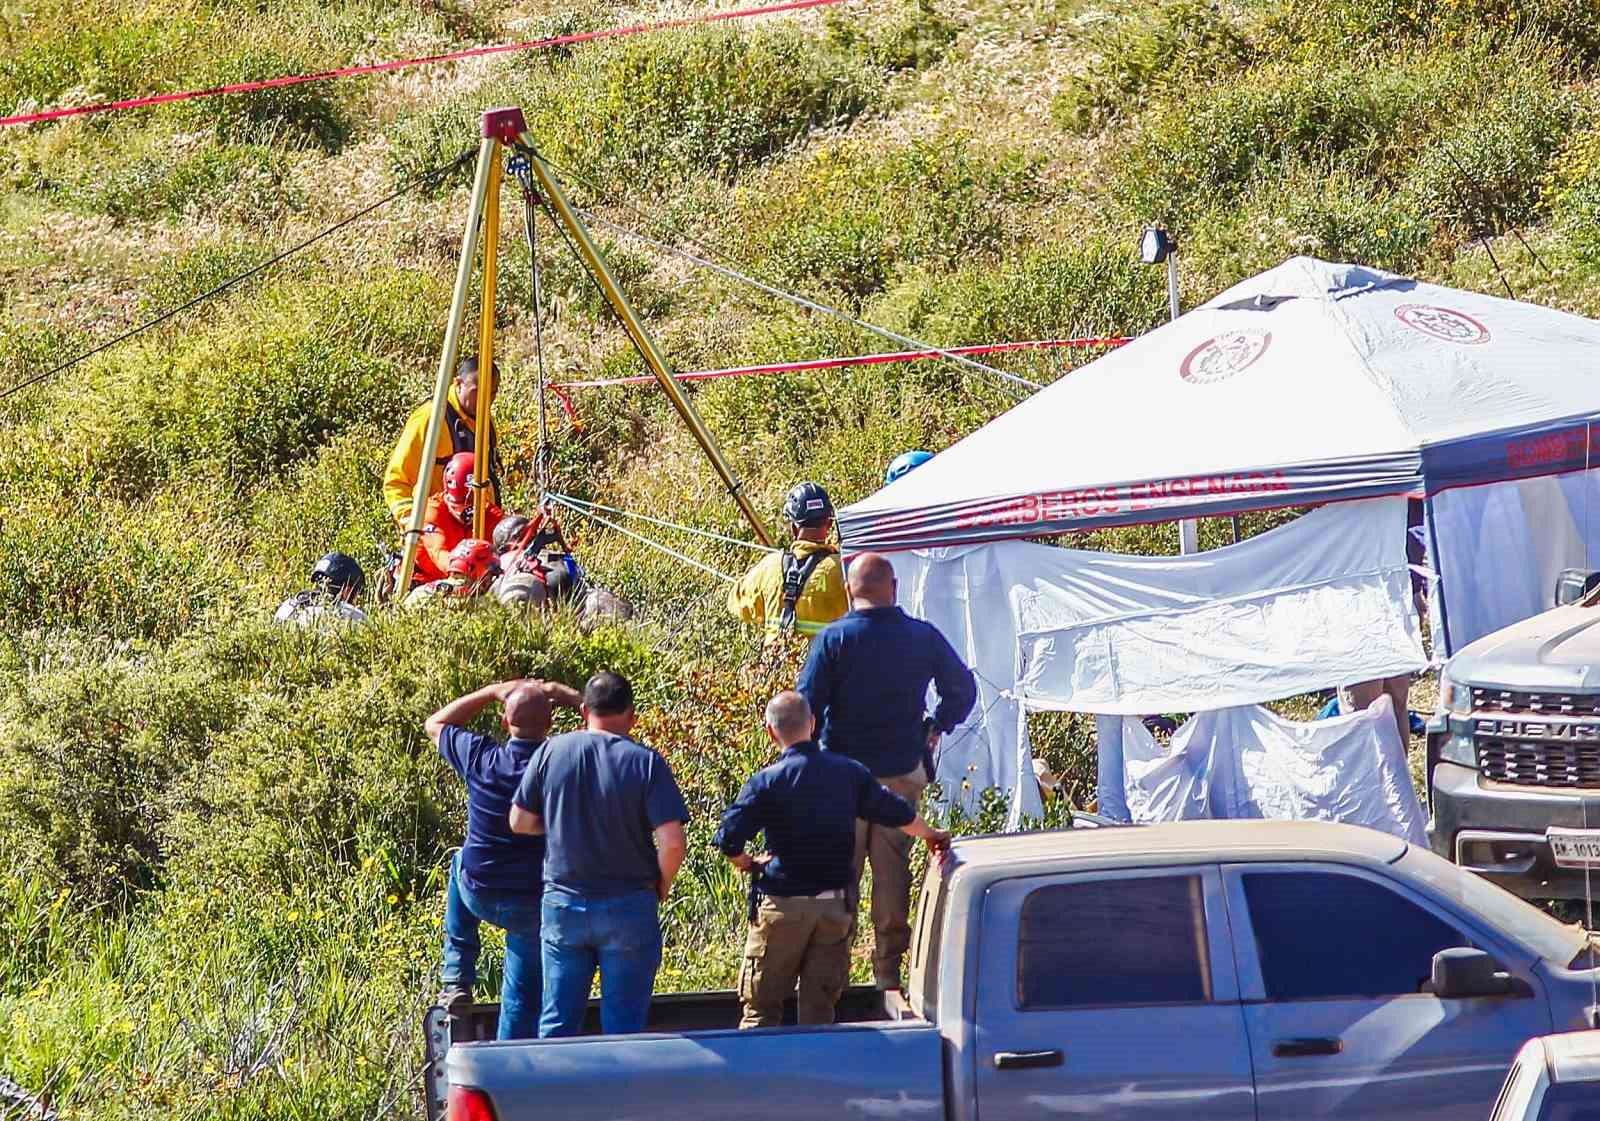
[509,671,689,1038]
[426,675,581,1040]
[716,690,950,1029]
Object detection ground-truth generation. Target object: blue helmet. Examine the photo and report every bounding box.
[885,450,934,485]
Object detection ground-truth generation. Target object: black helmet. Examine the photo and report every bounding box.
[311,552,365,600]
[782,482,834,528]
[492,515,531,553]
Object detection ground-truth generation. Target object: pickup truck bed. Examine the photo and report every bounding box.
[424,986,919,1121]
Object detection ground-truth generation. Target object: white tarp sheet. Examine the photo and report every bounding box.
[892,544,1044,827]
[1096,697,1427,844]
[889,497,1426,822]
[1429,469,1600,655]
[1014,498,1426,714]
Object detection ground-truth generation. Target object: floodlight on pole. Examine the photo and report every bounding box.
[1139,224,1197,554]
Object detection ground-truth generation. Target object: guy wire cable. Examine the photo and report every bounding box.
[530,153,1044,395]
[0,148,476,403]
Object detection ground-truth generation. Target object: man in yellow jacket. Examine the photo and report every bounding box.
[728,482,848,640]
[383,357,502,527]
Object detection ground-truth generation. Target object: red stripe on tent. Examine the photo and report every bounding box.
[551,336,1131,390]
[0,0,848,128]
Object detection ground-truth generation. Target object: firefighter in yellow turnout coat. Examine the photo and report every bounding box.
[728,482,848,641]
[383,357,501,527]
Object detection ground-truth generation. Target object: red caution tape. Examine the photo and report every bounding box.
[0,0,850,129]
[550,336,1131,391]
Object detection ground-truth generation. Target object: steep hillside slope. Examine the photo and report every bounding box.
[1,0,1598,1115]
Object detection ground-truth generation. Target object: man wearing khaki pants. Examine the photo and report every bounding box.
[715,691,950,1027]
[797,553,977,991]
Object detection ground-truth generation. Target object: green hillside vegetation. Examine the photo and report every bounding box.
[2,0,1598,1114]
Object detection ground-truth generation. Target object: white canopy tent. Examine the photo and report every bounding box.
[842,257,1600,824]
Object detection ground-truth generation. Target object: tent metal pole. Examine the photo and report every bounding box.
[1168,252,1200,555]
[397,136,497,594]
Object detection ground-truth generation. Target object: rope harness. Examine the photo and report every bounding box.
[777,547,831,635]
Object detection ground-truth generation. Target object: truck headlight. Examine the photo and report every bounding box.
[1441,673,1473,716]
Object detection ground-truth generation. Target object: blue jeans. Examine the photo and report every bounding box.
[441,852,543,1040]
[539,887,661,1038]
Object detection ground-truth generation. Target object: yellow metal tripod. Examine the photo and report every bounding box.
[395,107,772,594]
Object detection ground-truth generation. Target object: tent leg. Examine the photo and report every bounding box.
[397,137,499,594]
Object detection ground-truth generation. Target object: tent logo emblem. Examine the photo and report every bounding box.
[1180,330,1271,384]
[1395,304,1490,345]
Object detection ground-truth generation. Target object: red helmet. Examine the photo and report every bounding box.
[443,452,475,506]
[447,538,497,583]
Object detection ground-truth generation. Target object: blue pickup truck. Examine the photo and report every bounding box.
[430,820,1600,1121]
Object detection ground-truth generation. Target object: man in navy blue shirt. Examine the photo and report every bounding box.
[509,671,689,1037]
[427,676,581,1039]
[796,552,976,991]
[715,690,948,1028]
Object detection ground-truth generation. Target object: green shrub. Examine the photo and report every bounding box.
[136,241,278,317]
[0,490,241,640]
[60,271,439,496]
[179,48,356,153]
[65,143,297,225]
[1053,0,1253,134]
[0,17,199,111]
[1401,75,1575,236]
[886,239,1168,345]
[1185,165,1438,279]
[745,133,1041,306]
[388,26,884,195]
[0,638,240,905]
[1261,0,1600,64]
[825,0,960,71]
[1549,123,1600,263]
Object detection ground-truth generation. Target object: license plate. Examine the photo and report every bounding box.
[1548,828,1600,869]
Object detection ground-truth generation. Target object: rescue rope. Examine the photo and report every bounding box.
[545,493,737,582]
[574,209,1044,394]
[546,492,775,552]
[552,336,1132,390]
[0,147,475,402]
[0,0,853,128]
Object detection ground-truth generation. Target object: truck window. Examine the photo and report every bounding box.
[1537,1083,1600,1121]
[1242,871,1466,1000]
[1017,874,1212,1009]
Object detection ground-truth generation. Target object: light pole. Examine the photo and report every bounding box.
[1139,225,1198,555]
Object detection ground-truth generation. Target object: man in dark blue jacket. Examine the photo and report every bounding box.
[796,552,976,991]
[426,676,580,1039]
[715,690,949,1028]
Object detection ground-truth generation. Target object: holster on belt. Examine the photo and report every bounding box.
[747,873,762,923]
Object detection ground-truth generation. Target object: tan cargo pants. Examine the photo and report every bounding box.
[853,764,928,990]
[737,894,854,1029]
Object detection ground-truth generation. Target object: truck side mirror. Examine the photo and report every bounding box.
[1431,947,1514,998]
[1554,568,1600,607]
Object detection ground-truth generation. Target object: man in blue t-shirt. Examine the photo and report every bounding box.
[510,670,689,1037]
[715,690,949,1028]
[426,676,581,1039]
[797,552,976,991]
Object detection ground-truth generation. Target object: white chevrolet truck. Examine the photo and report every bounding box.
[1430,578,1600,898]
